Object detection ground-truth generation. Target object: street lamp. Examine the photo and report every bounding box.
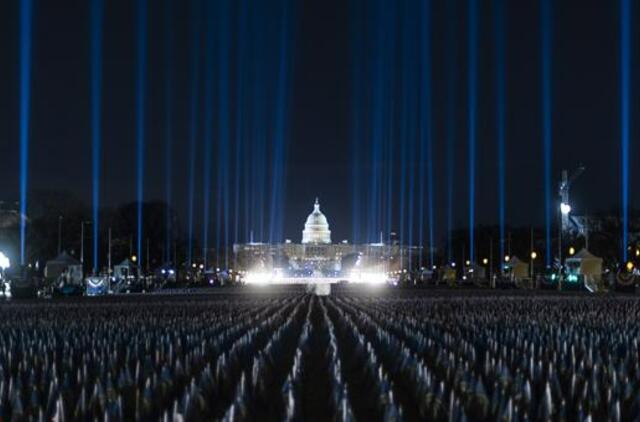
[568,246,575,256]
[560,202,571,215]
[530,251,537,280]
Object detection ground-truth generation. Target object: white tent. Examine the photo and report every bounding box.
[507,256,529,280]
[114,258,140,281]
[565,248,603,290]
[44,252,83,284]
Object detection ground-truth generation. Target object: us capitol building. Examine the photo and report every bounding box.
[233,198,422,281]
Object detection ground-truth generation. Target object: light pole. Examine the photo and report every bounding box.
[489,237,493,287]
[108,227,112,276]
[57,216,63,255]
[146,238,150,273]
[80,221,91,266]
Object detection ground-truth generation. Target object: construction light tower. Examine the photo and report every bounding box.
[558,165,585,234]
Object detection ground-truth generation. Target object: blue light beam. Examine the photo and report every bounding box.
[19,0,33,265]
[419,0,433,267]
[468,0,478,263]
[135,0,148,263]
[541,0,552,266]
[186,0,202,266]
[620,0,631,263]
[201,0,216,270]
[164,0,174,264]
[495,0,506,265]
[91,0,104,273]
[446,0,457,263]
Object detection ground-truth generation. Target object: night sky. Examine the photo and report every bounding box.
[0,0,636,246]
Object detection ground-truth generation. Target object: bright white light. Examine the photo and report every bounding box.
[245,271,271,285]
[560,202,571,215]
[161,269,166,275]
[169,269,175,275]
[349,270,387,285]
[0,252,10,271]
[272,268,284,282]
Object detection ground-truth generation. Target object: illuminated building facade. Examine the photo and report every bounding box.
[233,198,421,282]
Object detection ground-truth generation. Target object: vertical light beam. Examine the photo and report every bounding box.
[135,0,148,263]
[494,0,506,266]
[202,0,216,269]
[541,0,552,266]
[19,0,33,265]
[91,0,104,273]
[467,0,478,263]
[620,0,630,263]
[186,0,201,266]
[350,0,363,243]
[219,0,232,267]
[164,0,174,264]
[446,0,456,263]
[419,0,433,267]
[268,0,292,245]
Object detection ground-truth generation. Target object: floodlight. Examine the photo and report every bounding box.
[0,252,10,271]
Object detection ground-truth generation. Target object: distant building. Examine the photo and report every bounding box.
[233,198,421,280]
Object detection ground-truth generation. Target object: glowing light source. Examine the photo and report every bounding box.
[244,271,271,285]
[131,255,137,263]
[482,258,488,265]
[349,270,387,285]
[465,260,471,266]
[0,252,10,271]
[531,251,537,260]
[504,255,510,262]
[626,261,634,271]
[568,246,575,256]
[635,249,639,257]
[560,202,571,215]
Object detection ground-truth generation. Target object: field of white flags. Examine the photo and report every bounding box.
[0,290,638,421]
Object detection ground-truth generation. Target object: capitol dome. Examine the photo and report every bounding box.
[302,198,332,244]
